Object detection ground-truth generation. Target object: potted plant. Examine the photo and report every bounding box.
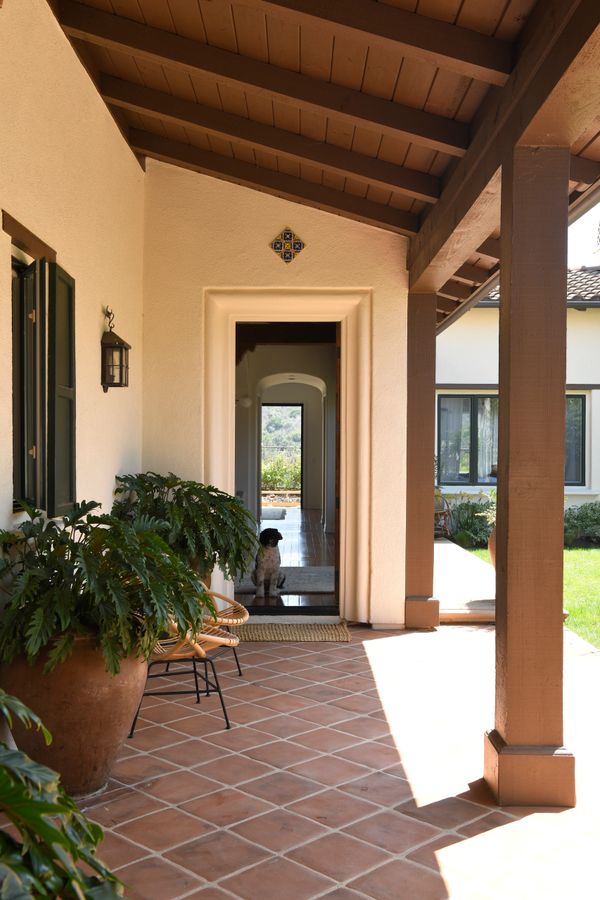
[0,689,123,897]
[0,502,213,796]
[113,472,258,583]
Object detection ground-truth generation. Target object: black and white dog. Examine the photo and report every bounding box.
[251,528,286,598]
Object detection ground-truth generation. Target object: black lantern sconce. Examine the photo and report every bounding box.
[101,307,131,392]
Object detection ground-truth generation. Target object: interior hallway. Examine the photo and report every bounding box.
[236,508,337,615]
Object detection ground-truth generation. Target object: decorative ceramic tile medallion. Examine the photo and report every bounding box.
[270,227,305,263]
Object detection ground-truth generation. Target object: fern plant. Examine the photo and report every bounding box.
[0,690,123,898]
[0,502,214,675]
[113,472,257,581]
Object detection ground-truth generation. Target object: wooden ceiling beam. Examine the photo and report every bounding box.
[129,129,419,236]
[253,1,513,86]
[102,75,440,203]
[409,0,599,292]
[59,0,469,157]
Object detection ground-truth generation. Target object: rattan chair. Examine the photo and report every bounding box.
[129,622,239,736]
[202,588,249,676]
[434,491,451,538]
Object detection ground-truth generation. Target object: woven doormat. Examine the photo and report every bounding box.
[231,622,351,642]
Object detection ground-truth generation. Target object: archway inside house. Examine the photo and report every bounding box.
[234,323,338,616]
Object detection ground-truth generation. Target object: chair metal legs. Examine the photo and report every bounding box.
[128,655,232,736]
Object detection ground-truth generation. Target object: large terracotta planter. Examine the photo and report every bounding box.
[0,636,147,797]
[488,526,497,568]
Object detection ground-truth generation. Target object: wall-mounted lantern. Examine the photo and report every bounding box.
[101,307,131,392]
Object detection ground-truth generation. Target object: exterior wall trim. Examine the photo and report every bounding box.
[203,287,373,624]
[437,383,600,390]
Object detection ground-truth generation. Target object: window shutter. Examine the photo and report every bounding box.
[47,263,76,516]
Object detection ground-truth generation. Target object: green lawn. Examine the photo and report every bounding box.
[470,547,600,649]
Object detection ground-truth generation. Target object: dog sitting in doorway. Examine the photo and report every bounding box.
[252,528,286,598]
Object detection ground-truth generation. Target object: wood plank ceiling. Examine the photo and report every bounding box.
[46,0,600,327]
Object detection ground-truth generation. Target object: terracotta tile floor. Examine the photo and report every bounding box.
[82,626,600,899]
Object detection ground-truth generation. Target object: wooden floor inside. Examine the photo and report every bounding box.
[237,508,337,616]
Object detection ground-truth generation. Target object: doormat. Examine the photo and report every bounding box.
[236,566,334,594]
[230,622,351,642]
[260,508,286,520]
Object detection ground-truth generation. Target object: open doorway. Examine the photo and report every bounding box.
[261,404,303,510]
[234,322,338,616]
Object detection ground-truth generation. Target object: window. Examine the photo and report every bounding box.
[565,396,585,485]
[12,256,76,515]
[438,394,585,487]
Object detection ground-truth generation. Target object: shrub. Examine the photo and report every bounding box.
[448,499,494,548]
[261,454,301,490]
[564,501,600,546]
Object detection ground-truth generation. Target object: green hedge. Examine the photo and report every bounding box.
[564,501,600,546]
[447,498,600,549]
[262,454,301,490]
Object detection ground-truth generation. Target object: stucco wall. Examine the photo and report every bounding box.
[437,306,600,385]
[0,0,144,524]
[143,160,408,624]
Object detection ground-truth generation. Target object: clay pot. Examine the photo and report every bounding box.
[488,526,497,568]
[0,636,147,797]
[189,556,212,589]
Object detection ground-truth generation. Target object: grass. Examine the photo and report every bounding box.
[469,547,600,649]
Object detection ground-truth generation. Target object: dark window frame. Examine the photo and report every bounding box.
[437,392,586,488]
[437,394,498,487]
[565,394,586,487]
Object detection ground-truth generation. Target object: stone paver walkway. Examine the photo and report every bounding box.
[82,625,600,899]
[434,539,495,621]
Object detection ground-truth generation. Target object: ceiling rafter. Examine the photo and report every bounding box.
[409,0,599,293]
[453,263,491,285]
[476,238,501,261]
[251,0,513,86]
[129,128,420,236]
[569,154,600,186]
[436,297,461,313]
[101,75,440,203]
[58,0,470,157]
[438,280,474,301]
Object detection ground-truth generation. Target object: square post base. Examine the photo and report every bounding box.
[484,729,576,807]
[405,597,440,629]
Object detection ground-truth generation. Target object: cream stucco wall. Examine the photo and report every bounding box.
[143,161,408,625]
[437,306,600,385]
[0,0,144,524]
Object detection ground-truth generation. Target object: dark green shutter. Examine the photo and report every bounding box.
[47,263,76,516]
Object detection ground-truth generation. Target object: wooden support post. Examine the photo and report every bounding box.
[484,145,575,807]
[405,293,439,628]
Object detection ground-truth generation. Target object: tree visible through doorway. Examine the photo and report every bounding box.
[261,404,302,508]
